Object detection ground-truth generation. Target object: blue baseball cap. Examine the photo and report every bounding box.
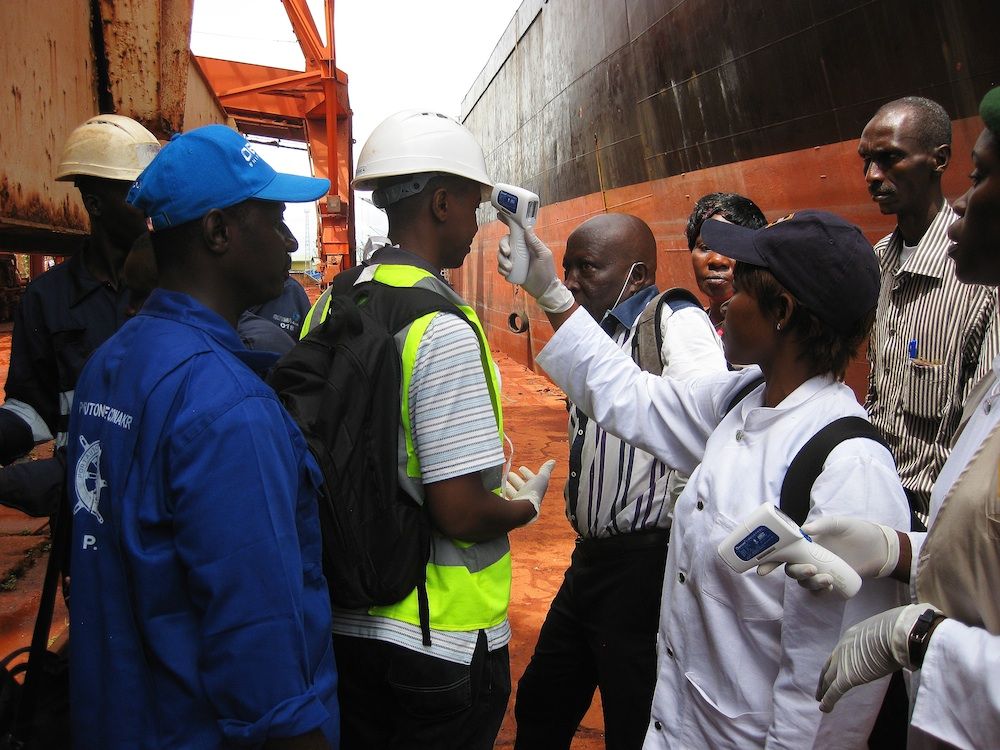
[127,125,330,231]
[701,210,879,333]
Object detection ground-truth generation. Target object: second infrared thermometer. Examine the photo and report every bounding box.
[717,502,862,599]
[492,183,540,286]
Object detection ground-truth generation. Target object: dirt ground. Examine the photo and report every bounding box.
[492,350,605,748]
[0,279,607,748]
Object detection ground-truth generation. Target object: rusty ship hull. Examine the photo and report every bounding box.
[455,0,1000,396]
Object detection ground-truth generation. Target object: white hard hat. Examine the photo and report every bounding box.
[56,114,161,182]
[353,110,493,205]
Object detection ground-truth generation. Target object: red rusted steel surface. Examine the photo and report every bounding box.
[456,0,1000,400]
[0,0,97,253]
[96,0,195,136]
[457,119,982,399]
[0,0,225,257]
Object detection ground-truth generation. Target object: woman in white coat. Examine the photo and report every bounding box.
[499,210,910,749]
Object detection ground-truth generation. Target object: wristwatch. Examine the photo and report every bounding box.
[908,608,945,668]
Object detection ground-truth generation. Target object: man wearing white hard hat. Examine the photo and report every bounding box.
[304,110,556,749]
[0,114,159,516]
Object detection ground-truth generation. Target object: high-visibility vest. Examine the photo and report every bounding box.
[302,263,511,631]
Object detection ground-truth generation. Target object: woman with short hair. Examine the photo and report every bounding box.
[500,209,910,748]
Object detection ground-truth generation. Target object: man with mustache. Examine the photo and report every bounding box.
[859,96,1000,745]
[860,97,998,532]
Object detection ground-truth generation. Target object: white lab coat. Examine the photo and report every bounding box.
[536,309,910,749]
[905,358,1000,750]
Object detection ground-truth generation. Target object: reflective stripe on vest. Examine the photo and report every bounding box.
[300,287,334,339]
[306,264,511,631]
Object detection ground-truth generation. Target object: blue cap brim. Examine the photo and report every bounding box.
[700,219,769,267]
[253,172,330,204]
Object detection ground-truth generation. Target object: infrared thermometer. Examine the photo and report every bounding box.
[491,183,540,286]
[717,502,862,599]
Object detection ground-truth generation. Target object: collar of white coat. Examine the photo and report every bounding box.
[729,372,841,433]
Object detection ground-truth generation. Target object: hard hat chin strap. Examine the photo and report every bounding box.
[372,172,447,208]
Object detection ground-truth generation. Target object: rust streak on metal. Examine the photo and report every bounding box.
[0,177,88,231]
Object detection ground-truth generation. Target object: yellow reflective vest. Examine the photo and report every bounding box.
[302,263,511,631]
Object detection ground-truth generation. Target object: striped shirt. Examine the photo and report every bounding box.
[866,202,999,512]
[567,286,726,538]
[332,313,509,664]
[408,314,506,482]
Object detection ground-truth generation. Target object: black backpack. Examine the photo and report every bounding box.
[267,267,467,645]
[634,287,704,375]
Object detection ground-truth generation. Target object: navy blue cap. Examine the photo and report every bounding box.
[701,210,879,332]
[127,125,330,231]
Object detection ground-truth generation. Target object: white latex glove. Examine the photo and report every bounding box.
[756,515,900,591]
[817,604,943,712]
[497,216,575,313]
[502,459,556,525]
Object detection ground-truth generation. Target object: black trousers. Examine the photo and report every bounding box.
[333,630,510,750]
[514,531,669,750]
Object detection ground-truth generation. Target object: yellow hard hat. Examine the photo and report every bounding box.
[56,114,160,182]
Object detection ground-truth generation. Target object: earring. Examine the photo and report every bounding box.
[776,322,782,331]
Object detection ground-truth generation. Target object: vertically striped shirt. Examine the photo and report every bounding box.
[866,202,999,512]
[566,286,726,538]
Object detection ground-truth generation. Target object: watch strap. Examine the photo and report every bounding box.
[908,607,945,668]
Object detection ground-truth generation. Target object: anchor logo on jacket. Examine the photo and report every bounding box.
[74,435,107,524]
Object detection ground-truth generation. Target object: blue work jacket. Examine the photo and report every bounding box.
[67,289,338,749]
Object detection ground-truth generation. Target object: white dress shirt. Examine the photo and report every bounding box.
[568,286,726,537]
[537,308,910,749]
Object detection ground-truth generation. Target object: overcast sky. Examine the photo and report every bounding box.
[191,0,522,255]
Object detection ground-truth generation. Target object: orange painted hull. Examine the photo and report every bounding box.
[454,117,984,400]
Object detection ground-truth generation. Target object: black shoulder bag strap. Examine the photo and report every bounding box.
[723,374,765,415]
[8,489,70,746]
[634,287,704,376]
[778,416,889,526]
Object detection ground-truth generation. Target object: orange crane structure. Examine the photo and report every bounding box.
[195,0,354,280]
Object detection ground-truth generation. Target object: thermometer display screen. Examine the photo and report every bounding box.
[497,191,519,214]
[734,525,780,561]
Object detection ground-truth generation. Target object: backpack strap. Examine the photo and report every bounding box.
[660,287,703,314]
[779,416,889,526]
[723,374,765,415]
[634,287,703,375]
[330,264,365,294]
[416,583,431,647]
[11,485,70,744]
[321,278,467,339]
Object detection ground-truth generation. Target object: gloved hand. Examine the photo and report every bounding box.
[816,604,943,712]
[502,459,556,525]
[756,515,900,591]
[497,216,575,313]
